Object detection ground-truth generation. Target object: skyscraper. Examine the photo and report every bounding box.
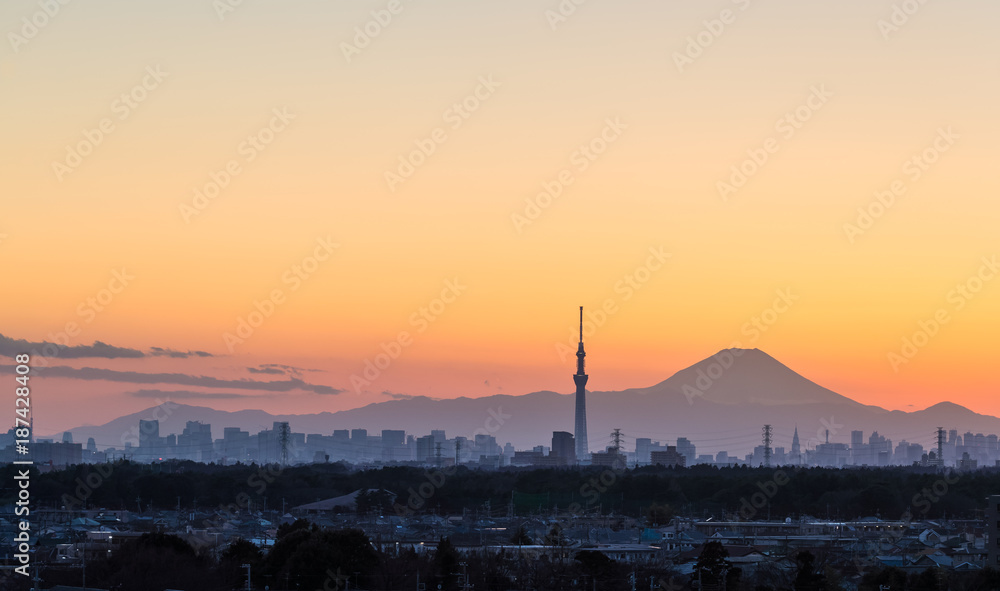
[790,426,801,464]
[573,306,589,460]
[552,431,576,464]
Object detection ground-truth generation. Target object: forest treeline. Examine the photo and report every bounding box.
[2,461,996,520]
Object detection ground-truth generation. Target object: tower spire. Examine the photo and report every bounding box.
[573,306,589,461]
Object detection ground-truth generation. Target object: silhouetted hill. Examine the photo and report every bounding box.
[57,349,1000,456]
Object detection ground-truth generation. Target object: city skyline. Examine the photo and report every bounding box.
[25,346,1000,462]
[2,1,999,433]
[3,2,1000,588]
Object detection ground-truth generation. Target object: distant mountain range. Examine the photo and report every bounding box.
[56,349,1000,456]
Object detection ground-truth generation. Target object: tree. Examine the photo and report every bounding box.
[574,550,626,590]
[434,536,461,591]
[793,551,827,591]
[646,502,674,526]
[860,566,907,591]
[694,541,731,590]
[274,528,379,590]
[356,488,395,514]
[543,524,567,547]
[100,533,217,591]
[909,567,942,591]
[219,538,263,589]
[509,524,533,545]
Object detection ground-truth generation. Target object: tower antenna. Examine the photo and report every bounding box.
[573,306,589,461]
[936,427,945,468]
[762,425,772,468]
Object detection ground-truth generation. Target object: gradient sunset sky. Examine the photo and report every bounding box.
[1,0,998,436]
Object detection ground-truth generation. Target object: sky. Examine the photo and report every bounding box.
[1,0,998,437]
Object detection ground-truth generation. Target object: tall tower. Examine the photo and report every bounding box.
[791,426,801,464]
[936,427,945,468]
[762,425,772,468]
[573,306,589,461]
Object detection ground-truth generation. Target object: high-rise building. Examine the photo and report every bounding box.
[179,421,213,462]
[381,429,406,461]
[138,419,159,448]
[635,438,653,465]
[351,428,369,461]
[651,446,686,468]
[551,431,576,464]
[988,494,1000,568]
[676,437,695,465]
[573,306,589,460]
[415,435,435,463]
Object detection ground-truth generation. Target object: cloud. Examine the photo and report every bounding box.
[382,391,414,400]
[248,366,285,375]
[381,391,439,401]
[129,389,249,399]
[0,333,144,359]
[149,347,213,358]
[0,334,213,360]
[21,365,343,395]
[248,363,324,376]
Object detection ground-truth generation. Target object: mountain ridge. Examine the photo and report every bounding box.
[52,349,999,455]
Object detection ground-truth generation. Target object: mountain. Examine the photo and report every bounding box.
[57,348,1000,456]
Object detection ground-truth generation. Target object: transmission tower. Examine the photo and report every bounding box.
[936,427,945,468]
[610,428,623,454]
[278,422,290,466]
[278,423,292,466]
[435,442,443,467]
[455,438,462,466]
[762,425,772,468]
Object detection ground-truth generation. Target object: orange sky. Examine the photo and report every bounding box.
[1,0,998,434]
